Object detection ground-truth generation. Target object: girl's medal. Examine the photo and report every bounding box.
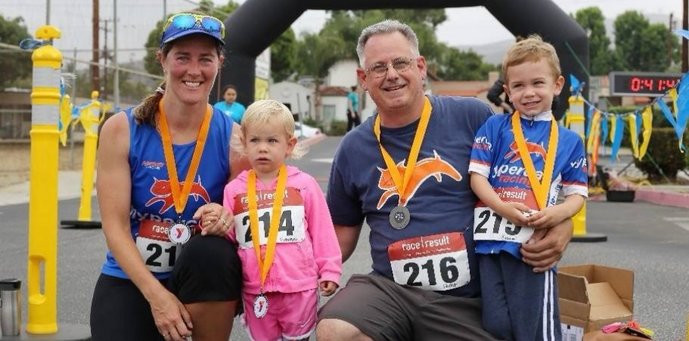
[253,293,268,319]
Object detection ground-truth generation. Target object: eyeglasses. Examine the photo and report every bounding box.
[163,13,225,40]
[365,57,415,78]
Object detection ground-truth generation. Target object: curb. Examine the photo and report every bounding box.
[635,188,689,209]
[299,133,327,148]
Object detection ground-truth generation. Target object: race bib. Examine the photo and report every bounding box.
[473,207,534,243]
[234,205,306,248]
[135,219,180,273]
[388,232,470,291]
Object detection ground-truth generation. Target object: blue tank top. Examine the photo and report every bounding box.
[100,107,232,279]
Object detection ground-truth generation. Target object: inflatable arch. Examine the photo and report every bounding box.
[217,0,589,119]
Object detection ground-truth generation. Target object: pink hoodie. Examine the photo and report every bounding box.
[223,165,342,294]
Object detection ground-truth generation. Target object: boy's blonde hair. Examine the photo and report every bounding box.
[239,99,306,159]
[502,34,561,82]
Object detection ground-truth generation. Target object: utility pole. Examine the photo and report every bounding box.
[100,19,110,101]
[114,0,120,112]
[92,0,100,93]
[682,0,689,73]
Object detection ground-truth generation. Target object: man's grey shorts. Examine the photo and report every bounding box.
[318,273,498,341]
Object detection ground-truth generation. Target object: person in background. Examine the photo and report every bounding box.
[215,84,247,124]
[224,99,341,341]
[316,19,574,341]
[486,77,514,114]
[90,12,249,341]
[346,85,361,131]
[469,34,588,341]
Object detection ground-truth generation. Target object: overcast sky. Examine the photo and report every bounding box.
[0,0,681,65]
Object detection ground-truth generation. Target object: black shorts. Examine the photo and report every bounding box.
[318,274,497,341]
[90,236,242,340]
[168,235,242,303]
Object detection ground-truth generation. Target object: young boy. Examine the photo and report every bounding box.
[469,35,588,340]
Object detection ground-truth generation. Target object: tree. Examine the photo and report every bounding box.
[270,28,297,82]
[574,7,616,75]
[614,11,679,72]
[299,9,493,81]
[614,11,650,71]
[0,15,32,88]
[437,46,496,80]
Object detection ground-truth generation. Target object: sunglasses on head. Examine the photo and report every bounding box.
[164,13,225,39]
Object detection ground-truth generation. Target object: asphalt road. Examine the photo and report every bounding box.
[1,136,688,340]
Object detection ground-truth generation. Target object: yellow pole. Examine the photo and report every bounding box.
[27,25,61,334]
[566,95,606,242]
[77,91,101,221]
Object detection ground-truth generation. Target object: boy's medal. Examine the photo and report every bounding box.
[374,97,432,230]
[389,206,410,230]
[511,112,558,210]
[247,165,287,317]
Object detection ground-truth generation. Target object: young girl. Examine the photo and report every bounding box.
[223,99,342,341]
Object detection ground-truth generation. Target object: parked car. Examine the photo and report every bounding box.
[295,122,322,138]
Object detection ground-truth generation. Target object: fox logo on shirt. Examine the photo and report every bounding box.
[504,140,547,163]
[376,150,461,209]
[145,177,211,214]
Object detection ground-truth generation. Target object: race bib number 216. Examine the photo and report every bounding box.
[388,232,470,291]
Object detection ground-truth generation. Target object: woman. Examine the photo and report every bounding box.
[214,84,246,124]
[90,12,248,341]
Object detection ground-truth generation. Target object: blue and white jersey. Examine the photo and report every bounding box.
[469,112,587,258]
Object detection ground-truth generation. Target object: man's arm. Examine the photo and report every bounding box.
[335,224,362,263]
[521,218,573,272]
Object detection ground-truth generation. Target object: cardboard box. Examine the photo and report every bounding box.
[558,264,634,339]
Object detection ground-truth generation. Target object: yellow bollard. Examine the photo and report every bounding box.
[27,25,61,334]
[77,91,101,222]
[565,95,607,242]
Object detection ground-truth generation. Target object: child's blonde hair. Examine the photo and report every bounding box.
[239,99,306,159]
[502,34,561,83]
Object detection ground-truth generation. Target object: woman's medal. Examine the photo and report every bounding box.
[168,221,191,244]
[159,102,211,245]
[253,293,268,319]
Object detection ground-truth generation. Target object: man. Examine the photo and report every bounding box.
[316,19,573,341]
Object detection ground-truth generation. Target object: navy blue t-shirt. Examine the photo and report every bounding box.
[327,95,493,297]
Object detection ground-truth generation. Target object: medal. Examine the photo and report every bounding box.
[168,223,191,244]
[253,293,268,318]
[389,206,410,230]
[374,97,432,230]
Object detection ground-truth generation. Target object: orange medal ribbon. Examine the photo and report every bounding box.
[158,102,212,216]
[247,164,287,290]
[511,112,559,210]
[373,97,432,206]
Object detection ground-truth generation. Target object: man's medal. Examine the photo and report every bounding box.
[389,206,411,230]
[159,102,212,244]
[247,165,288,318]
[374,97,432,229]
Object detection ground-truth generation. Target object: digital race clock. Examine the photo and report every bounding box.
[609,71,682,96]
